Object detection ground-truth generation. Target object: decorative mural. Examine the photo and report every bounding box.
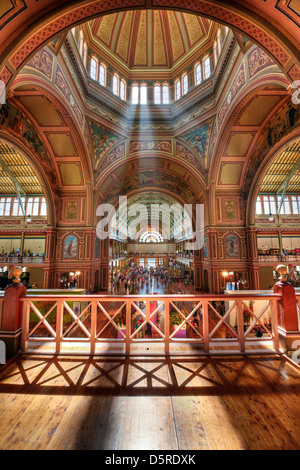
[218,63,246,127]
[55,65,84,128]
[98,142,126,173]
[63,235,78,259]
[27,47,54,79]
[90,121,121,162]
[129,140,172,154]
[245,100,299,192]
[247,46,275,78]
[105,171,196,204]
[225,234,239,258]
[175,142,205,177]
[0,101,59,192]
[179,123,210,159]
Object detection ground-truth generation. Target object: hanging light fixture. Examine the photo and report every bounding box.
[26,214,31,223]
[269,212,274,222]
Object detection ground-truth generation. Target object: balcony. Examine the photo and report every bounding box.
[258,249,300,263]
[0,256,45,264]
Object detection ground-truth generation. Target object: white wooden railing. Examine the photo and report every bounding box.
[20,293,282,356]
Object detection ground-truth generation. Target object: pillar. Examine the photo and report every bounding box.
[99,238,109,291]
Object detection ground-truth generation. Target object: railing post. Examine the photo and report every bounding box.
[125,300,131,355]
[90,300,97,355]
[236,300,245,353]
[271,299,280,353]
[203,300,209,354]
[165,301,170,356]
[21,300,30,353]
[56,300,63,355]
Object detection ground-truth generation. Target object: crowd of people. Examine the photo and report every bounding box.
[0,249,44,258]
[111,266,192,294]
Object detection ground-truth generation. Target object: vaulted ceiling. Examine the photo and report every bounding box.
[87,10,213,73]
[259,140,300,195]
[0,141,43,195]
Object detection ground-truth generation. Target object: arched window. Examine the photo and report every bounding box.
[195,63,202,86]
[99,64,106,87]
[204,56,211,79]
[154,84,161,104]
[140,84,147,104]
[120,79,126,101]
[182,73,188,95]
[217,29,222,57]
[162,84,169,104]
[90,57,98,80]
[40,197,47,216]
[83,43,88,67]
[175,79,181,100]
[79,30,84,57]
[113,73,119,95]
[255,196,262,215]
[132,84,139,104]
[213,41,218,66]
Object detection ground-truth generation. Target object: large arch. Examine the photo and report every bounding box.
[246,128,300,226]
[0,131,56,227]
[0,0,299,89]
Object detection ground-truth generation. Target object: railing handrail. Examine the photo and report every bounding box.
[21,293,282,302]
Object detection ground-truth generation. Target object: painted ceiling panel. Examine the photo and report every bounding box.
[18,96,64,127]
[89,10,212,71]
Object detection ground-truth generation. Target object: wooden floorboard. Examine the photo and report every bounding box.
[0,354,299,450]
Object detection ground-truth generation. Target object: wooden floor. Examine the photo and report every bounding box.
[0,354,299,450]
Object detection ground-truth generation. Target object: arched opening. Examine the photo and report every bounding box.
[0,137,54,289]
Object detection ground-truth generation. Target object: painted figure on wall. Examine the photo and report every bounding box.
[225,234,239,258]
[63,235,78,259]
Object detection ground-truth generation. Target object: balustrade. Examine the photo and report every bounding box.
[20,293,281,356]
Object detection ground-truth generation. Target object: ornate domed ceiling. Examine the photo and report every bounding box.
[86,10,213,73]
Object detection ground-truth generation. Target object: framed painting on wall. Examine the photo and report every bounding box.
[63,235,78,259]
[225,234,239,258]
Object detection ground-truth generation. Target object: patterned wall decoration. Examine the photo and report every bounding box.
[247,46,275,78]
[129,140,172,154]
[66,201,79,221]
[55,65,84,128]
[218,63,246,128]
[224,234,240,259]
[0,67,12,85]
[97,142,126,173]
[90,121,121,162]
[179,123,210,160]
[175,142,205,177]
[27,48,54,80]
